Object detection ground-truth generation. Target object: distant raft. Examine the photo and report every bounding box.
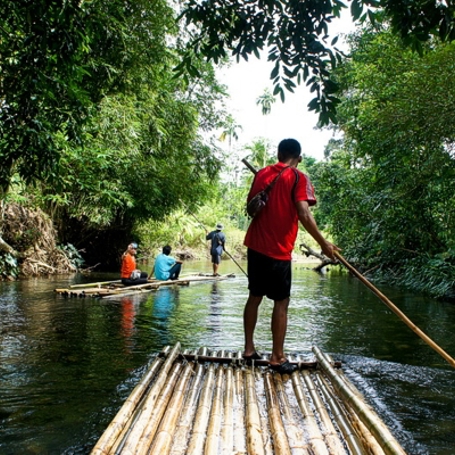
[54,273,236,298]
[91,343,407,455]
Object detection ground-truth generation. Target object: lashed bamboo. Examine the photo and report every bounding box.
[315,374,366,455]
[233,357,247,455]
[134,361,184,455]
[313,346,406,455]
[69,280,121,288]
[170,359,206,455]
[291,371,329,455]
[146,361,194,455]
[205,359,225,454]
[302,370,347,454]
[220,353,234,454]
[273,372,309,454]
[254,370,274,455]
[185,363,217,454]
[245,367,266,455]
[90,347,170,455]
[263,371,292,455]
[114,343,182,455]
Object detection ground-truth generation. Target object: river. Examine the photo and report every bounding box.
[1,259,455,454]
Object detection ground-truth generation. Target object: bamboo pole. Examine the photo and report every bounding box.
[233,356,247,455]
[302,370,348,454]
[135,362,184,455]
[263,372,292,455]
[313,346,406,455]
[115,343,181,455]
[335,252,455,368]
[205,361,225,454]
[170,357,206,455]
[244,368,266,455]
[186,362,216,454]
[315,374,367,455]
[143,361,194,455]
[221,353,234,455]
[273,371,309,454]
[90,347,170,455]
[292,371,329,455]
[69,280,122,289]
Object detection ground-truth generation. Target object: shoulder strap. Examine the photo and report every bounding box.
[263,166,291,194]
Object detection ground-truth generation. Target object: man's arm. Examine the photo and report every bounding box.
[296,200,340,261]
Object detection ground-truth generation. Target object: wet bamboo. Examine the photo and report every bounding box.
[147,361,194,455]
[170,360,206,455]
[233,360,247,455]
[221,354,234,454]
[205,363,225,454]
[264,372,292,455]
[245,368,266,455]
[273,371,309,454]
[134,362,184,455]
[116,343,182,455]
[315,374,366,455]
[313,346,406,455]
[335,252,455,369]
[186,363,216,454]
[69,280,121,289]
[302,370,347,454]
[291,371,329,455]
[90,346,171,455]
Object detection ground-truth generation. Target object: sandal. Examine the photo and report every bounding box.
[269,360,297,375]
[242,351,262,364]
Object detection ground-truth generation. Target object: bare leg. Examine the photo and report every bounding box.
[243,293,263,356]
[269,297,290,365]
[212,263,219,275]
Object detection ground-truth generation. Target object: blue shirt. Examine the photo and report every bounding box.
[154,253,176,280]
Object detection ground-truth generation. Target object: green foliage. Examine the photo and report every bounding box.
[179,0,455,126]
[0,253,19,280]
[317,28,455,298]
[58,243,85,270]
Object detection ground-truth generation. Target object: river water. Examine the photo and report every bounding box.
[1,259,455,454]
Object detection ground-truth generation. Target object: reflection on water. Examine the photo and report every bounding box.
[1,261,455,454]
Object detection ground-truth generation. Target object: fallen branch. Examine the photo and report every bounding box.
[299,242,337,272]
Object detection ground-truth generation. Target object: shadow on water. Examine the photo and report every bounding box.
[1,260,455,453]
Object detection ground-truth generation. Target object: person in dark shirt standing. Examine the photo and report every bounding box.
[243,138,340,374]
[206,223,226,276]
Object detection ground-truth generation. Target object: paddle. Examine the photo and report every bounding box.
[180,199,248,277]
[241,158,455,368]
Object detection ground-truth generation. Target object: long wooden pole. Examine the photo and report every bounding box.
[335,252,455,368]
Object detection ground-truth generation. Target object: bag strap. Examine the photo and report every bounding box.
[263,165,291,195]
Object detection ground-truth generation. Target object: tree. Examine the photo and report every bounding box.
[318,28,455,297]
[256,88,276,116]
[179,0,455,126]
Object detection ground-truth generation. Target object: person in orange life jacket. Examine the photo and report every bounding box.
[120,243,149,286]
[152,245,182,281]
[242,138,340,374]
[206,223,226,276]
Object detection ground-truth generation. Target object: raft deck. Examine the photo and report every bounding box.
[55,273,236,298]
[91,343,406,455]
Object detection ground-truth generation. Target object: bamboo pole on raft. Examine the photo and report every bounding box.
[313,346,407,455]
[90,346,172,455]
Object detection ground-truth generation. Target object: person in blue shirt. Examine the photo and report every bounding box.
[153,245,182,280]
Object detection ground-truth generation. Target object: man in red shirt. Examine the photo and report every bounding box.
[243,138,340,374]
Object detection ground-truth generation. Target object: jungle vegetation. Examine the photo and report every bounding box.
[1,1,455,299]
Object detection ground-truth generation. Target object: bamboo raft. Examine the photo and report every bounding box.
[54,273,236,298]
[91,343,407,455]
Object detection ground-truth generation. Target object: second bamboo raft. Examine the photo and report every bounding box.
[91,343,407,455]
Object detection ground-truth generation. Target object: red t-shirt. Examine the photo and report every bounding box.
[244,162,317,260]
[121,253,136,279]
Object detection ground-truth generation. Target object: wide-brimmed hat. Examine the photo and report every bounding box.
[216,223,223,230]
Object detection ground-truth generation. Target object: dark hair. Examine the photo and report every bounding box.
[278,138,301,160]
[163,245,172,255]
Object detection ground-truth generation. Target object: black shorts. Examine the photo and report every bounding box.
[211,253,221,264]
[247,248,292,301]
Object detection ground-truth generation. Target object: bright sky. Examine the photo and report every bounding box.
[216,11,356,161]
